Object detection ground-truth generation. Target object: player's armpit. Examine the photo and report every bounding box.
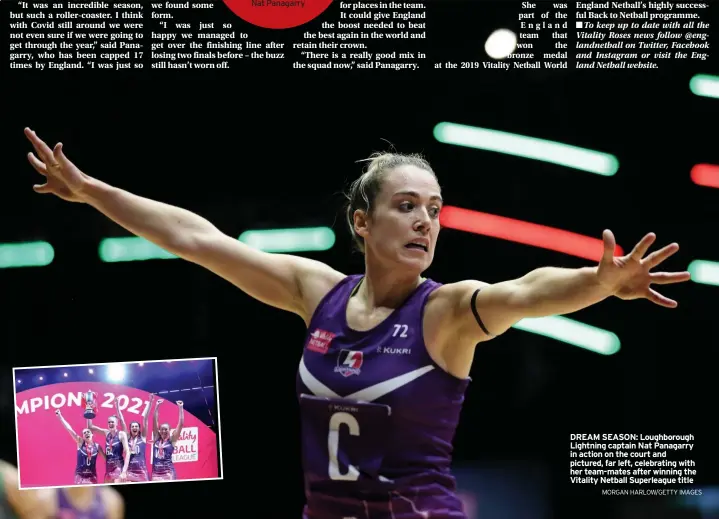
[188,231,345,322]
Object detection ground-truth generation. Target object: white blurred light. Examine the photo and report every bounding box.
[88,368,94,374]
[63,372,68,377]
[138,362,144,367]
[38,376,43,381]
[485,29,517,60]
[107,363,126,382]
[17,380,21,384]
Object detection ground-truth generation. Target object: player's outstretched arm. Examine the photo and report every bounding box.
[446,230,690,344]
[24,128,344,323]
[55,410,82,446]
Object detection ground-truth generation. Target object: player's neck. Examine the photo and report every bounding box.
[359,261,423,308]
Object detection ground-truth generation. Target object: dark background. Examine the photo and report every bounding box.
[2,1,719,518]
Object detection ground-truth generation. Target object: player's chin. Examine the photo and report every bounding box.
[397,248,432,271]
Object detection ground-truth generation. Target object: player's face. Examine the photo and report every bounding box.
[361,166,441,273]
[160,424,170,439]
[82,429,92,440]
[107,417,117,429]
[131,423,140,435]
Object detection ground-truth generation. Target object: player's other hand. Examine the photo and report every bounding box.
[24,128,91,203]
[55,409,61,416]
[176,400,183,407]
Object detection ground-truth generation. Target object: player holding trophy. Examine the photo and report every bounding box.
[86,390,131,483]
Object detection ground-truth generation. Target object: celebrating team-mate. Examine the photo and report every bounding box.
[116,394,154,482]
[54,410,102,485]
[151,399,184,481]
[87,415,130,483]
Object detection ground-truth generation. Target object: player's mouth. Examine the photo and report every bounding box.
[404,239,429,252]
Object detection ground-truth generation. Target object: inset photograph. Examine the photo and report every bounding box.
[13,357,221,488]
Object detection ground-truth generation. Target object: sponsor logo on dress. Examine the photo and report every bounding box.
[376,346,412,355]
[307,329,336,354]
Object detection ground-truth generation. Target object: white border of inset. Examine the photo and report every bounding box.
[12,356,223,490]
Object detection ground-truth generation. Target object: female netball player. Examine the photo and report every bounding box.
[86,414,130,484]
[0,459,125,519]
[114,394,155,482]
[24,128,691,517]
[54,409,103,485]
[150,399,184,481]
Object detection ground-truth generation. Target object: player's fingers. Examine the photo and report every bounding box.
[25,128,56,166]
[629,232,656,260]
[33,183,52,194]
[643,243,679,269]
[647,288,677,308]
[27,152,48,176]
[649,271,691,285]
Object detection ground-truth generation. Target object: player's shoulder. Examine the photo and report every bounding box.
[428,279,489,312]
[297,262,349,325]
[294,256,346,289]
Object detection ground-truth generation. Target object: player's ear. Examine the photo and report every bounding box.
[354,209,370,240]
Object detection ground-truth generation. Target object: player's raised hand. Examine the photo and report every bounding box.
[597,230,690,308]
[156,399,164,407]
[24,128,90,203]
[55,409,61,416]
[176,400,183,407]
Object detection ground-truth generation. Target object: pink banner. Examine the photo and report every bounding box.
[16,381,219,487]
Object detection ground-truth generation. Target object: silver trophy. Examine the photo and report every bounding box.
[82,390,97,419]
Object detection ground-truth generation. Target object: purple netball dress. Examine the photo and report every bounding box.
[125,435,149,482]
[74,441,99,485]
[151,438,177,481]
[55,487,106,519]
[103,432,123,483]
[297,275,471,519]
